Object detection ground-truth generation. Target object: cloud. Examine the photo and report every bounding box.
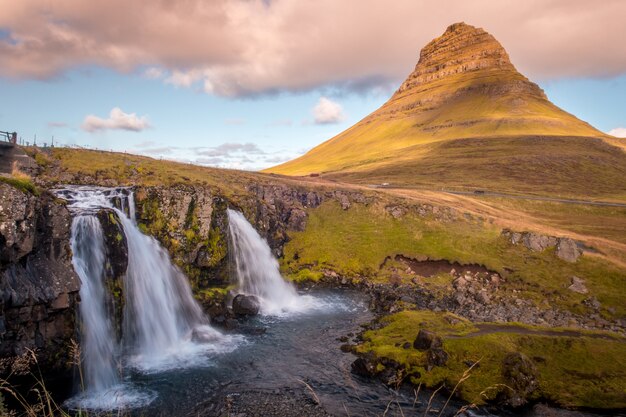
[313,97,345,124]
[47,121,67,128]
[81,107,150,132]
[3,1,625,96]
[608,127,626,138]
[139,146,177,155]
[194,142,266,157]
[143,67,165,80]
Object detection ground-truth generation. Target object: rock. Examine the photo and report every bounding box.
[556,238,582,262]
[232,294,261,316]
[0,187,80,375]
[501,352,538,407]
[477,291,490,305]
[286,208,307,231]
[413,329,442,350]
[340,344,355,353]
[351,353,379,377]
[426,348,449,368]
[583,297,601,311]
[567,276,588,294]
[522,232,558,252]
[386,205,407,218]
[50,293,70,310]
[453,276,468,289]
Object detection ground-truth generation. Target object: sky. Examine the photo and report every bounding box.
[1,0,625,170]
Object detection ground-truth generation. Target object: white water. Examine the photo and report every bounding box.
[227,209,320,315]
[70,216,119,392]
[58,187,240,409]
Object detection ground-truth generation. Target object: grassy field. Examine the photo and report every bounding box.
[358,310,626,408]
[282,200,626,318]
[32,147,271,197]
[327,135,626,201]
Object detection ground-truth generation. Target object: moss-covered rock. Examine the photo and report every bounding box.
[356,310,626,409]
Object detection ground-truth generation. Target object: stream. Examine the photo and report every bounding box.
[70,289,473,417]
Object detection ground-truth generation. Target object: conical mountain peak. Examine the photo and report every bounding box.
[396,22,519,95]
[267,23,612,188]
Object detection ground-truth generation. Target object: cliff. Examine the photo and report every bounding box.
[0,183,80,374]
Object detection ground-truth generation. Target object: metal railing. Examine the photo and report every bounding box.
[0,131,17,144]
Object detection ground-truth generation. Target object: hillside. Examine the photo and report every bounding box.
[267,23,626,200]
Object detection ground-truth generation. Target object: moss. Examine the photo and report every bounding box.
[287,268,324,283]
[359,310,626,409]
[0,176,39,195]
[203,227,227,268]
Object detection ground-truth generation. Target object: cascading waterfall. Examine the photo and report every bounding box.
[70,215,119,392]
[227,209,312,315]
[58,187,236,409]
[118,211,221,366]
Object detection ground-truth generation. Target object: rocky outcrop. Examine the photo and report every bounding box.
[134,185,229,287]
[501,229,583,262]
[243,184,373,256]
[0,183,79,373]
[500,352,538,407]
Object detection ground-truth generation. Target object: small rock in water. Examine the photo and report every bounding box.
[232,294,261,316]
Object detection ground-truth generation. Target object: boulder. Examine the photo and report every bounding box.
[413,329,443,350]
[232,294,260,316]
[567,276,588,294]
[556,238,582,263]
[522,233,558,252]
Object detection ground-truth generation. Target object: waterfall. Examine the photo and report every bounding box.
[227,209,304,314]
[70,215,119,392]
[117,212,217,364]
[58,187,237,409]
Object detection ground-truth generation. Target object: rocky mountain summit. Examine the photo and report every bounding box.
[389,22,548,115]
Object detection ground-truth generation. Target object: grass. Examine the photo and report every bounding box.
[0,176,39,195]
[474,197,626,244]
[282,200,626,317]
[40,147,273,198]
[327,135,626,201]
[358,310,626,409]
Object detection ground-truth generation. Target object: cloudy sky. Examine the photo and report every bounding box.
[1,0,625,170]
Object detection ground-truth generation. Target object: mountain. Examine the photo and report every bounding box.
[267,23,626,199]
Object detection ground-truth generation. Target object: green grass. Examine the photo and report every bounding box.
[359,310,626,408]
[282,200,626,317]
[0,176,39,195]
[477,197,626,244]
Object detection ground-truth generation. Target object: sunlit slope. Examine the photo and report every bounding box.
[270,72,604,175]
[266,23,625,198]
